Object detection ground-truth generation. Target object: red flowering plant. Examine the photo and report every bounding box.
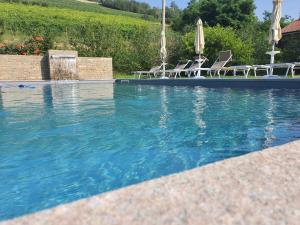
[0,36,52,55]
[33,48,41,55]
[33,36,44,42]
[14,44,28,55]
[24,36,51,55]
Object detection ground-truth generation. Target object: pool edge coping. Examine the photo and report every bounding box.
[116,78,300,89]
[0,80,116,86]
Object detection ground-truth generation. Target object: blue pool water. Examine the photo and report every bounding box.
[1,83,300,220]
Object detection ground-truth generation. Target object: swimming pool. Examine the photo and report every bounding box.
[1,83,300,221]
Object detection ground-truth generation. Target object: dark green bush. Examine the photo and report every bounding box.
[280,33,300,63]
[182,26,254,66]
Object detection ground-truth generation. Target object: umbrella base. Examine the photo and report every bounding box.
[263,75,280,79]
[193,76,206,79]
[160,76,169,80]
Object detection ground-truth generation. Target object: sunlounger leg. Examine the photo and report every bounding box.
[285,67,290,77]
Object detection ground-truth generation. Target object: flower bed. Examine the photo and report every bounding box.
[0,36,51,55]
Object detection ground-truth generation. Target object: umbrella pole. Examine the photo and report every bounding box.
[270,41,275,64]
[269,41,276,76]
[198,54,201,77]
[161,0,166,79]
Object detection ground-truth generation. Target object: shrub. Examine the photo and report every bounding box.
[280,33,300,63]
[182,26,254,66]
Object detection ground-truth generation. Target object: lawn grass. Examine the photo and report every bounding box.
[114,74,136,79]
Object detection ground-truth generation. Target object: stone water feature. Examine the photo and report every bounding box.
[48,50,79,80]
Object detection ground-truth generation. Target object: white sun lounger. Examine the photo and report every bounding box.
[134,65,163,79]
[176,61,204,78]
[251,65,271,77]
[292,62,300,76]
[266,63,295,77]
[223,65,252,78]
[164,60,192,78]
[194,50,232,78]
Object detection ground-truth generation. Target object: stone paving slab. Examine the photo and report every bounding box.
[2,141,300,225]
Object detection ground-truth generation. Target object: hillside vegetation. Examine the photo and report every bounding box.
[0,2,180,72]
[0,1,258,73]
[0,0,150,19]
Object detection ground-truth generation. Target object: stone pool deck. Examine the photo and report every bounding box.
[2,141,300,225]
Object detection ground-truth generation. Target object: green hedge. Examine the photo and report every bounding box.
[182,26,254,66]
[0,3,180,73]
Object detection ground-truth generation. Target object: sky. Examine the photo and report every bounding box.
[139,0,299,20]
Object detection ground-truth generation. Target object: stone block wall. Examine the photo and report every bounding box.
[0,51,113,81]
[78,57,113,80]
[0,55,49,80]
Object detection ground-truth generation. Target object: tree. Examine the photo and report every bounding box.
[175,0,256,31]
[237,11,295,65]
[166,1,182,28]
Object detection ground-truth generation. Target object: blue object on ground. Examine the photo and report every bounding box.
[18,84,35,89]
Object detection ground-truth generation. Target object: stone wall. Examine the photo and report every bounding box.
[78,57,113,80]
[0,55,49,80]
[0,52,113,81]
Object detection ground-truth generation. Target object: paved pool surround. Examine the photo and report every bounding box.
[116,78,300,88]
[1,140,300,225]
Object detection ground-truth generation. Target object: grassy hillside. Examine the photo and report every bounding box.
[0,2,181,73]
[0,0,152,20]
[0,2,155,28]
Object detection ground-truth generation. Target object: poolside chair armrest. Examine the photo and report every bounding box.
[222,67,232,71]
[194,68,210,71]
[134,71,151,74]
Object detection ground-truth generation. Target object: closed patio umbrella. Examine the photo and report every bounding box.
[268,0,283,64]
[195,19,205,59]
[195,19,205,78]
[160,0,167,79]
